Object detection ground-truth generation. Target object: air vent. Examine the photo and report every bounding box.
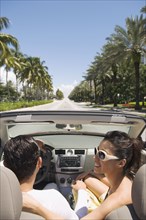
[75,150,85,155]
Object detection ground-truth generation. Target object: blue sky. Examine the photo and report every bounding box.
[1,0,145,96]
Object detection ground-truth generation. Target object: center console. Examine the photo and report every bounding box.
[53,148,86,196]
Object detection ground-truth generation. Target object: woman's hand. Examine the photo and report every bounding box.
[72,180,87,191]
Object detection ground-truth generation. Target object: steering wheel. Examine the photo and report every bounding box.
[34,141,53,185]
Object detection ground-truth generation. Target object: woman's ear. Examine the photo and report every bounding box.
[118,159,126,168]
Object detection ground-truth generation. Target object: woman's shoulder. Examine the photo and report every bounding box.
[108,180,132,205]
[118,176,132,192]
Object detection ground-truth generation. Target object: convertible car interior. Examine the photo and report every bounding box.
[0,110,146,219]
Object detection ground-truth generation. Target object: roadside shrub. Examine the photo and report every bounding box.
[0,100,53,111]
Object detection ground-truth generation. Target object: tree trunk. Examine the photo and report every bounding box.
[101,79,105,105]
[6,70,10,100]
[134,62,140,110]
[93,79,97,104]
[112,65,118,107]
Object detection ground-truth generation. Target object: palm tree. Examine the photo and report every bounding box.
[0,17,19,89]
[0,17,10,30]
[0,17,19,58]
[18,56,53,100]
[0,50,21,100]
[106,15,146,110]
[140,6,146,13]
[84,63,99,103]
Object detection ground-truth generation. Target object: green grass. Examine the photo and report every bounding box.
[0,100,53,111]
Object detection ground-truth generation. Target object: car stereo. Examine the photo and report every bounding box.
[59,155,81,168]
[54,149,86,172]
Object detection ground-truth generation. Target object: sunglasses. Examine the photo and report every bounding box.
[94,147,119,161]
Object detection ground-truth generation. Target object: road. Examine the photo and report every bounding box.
[10,98,95,111]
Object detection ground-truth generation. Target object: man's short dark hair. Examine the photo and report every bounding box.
[4,135,40,182]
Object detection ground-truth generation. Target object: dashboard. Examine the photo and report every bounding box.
[32,134,100,195]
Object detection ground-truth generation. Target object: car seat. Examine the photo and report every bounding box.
[0,166,44,220]
[105,163,146,220]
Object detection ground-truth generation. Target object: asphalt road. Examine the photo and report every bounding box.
[9,98,95,111]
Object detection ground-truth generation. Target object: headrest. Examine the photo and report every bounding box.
[0,166,22,220]
[132,164,146,220]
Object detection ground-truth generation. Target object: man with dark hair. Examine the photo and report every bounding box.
[4,135,41,183]
[3,135,88,219]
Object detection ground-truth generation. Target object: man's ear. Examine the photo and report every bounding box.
[118,159,126,168]
[37,156,42,169]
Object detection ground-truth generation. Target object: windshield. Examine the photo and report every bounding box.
[7,122,131,137]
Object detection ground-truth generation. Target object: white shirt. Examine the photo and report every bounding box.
[27,188,88,219]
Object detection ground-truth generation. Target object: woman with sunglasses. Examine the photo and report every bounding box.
[72,130,143,220]
[72,146,111,212]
